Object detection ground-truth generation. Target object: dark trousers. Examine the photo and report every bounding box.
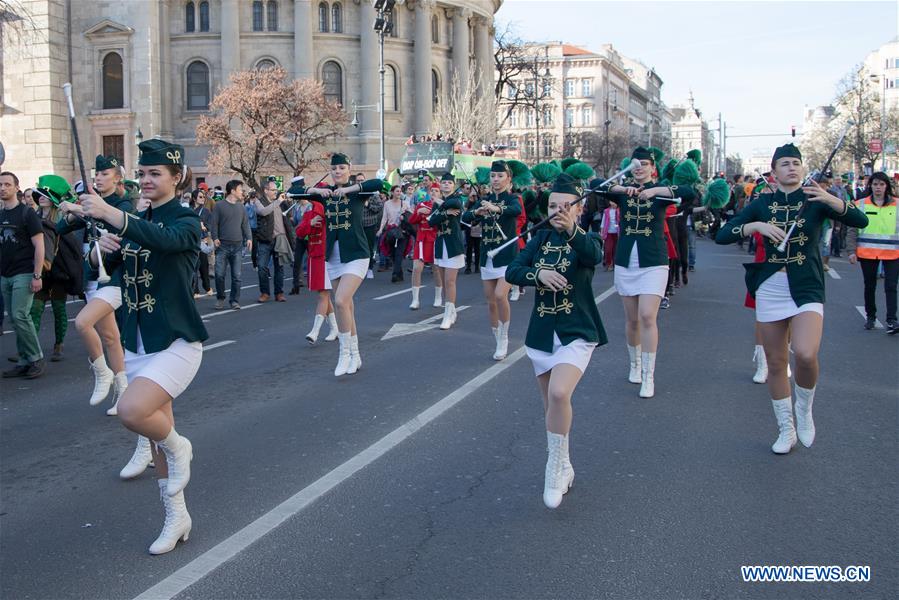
[215,241,243,303]
[675,219,689,275]
[465,234,481,270]
[256,241,284,296]
[387,237,407,278]
[293,239,308,286]
[860,257,899,321]
[195,252,210,293]
[250,229,258,268]
[364,225,378,270]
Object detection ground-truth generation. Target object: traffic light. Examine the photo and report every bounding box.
[791,125,796,138]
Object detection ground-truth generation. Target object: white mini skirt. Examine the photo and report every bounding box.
[755,271,823,323]
[480,256,507,281]
[614,246,668,297]
[526,333,597,376]
[125,337,203,399]
[435,241,465,269]
[327,241,368,281]
[85,281,123,310]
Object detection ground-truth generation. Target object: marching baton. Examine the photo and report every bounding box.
[486,158,641,259]
[776,119,854,253]
[64,82,111,284]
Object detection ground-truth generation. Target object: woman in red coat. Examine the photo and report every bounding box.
[408,184,444,309]
[292,180,338,344]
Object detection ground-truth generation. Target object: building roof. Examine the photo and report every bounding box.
[561,44,593,56]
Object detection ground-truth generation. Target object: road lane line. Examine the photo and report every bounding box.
[373,286,424,300]
[203,340,236,351]
[131,284,617,600]
[200,303,263,319]
[827,267,841,279]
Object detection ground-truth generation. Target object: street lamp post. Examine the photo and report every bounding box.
[372,0,395,178]
[530,47,551,161]
[870,73,887,171]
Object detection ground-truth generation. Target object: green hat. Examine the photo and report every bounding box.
[138,139,184,166]
[474,166,491,186]
[559,157,581,171]
[564,161,594,182]
[124,179,139,191]
[440,172,455,182]
[490,160,510,174]
[507,159,533,188]
[631,147,653,162]
[330,152,350,166]
[647,147,665,165]
[33,174,73,205]
[95,154,120,172]
[686,149,702,166]
[551,173,581,197]
[771,143,802,165]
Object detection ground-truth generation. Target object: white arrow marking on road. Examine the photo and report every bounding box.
[203,340,236,351]
[381,305,470,340]
[827,267,841,279]
[855,306,883,329]
[373,286,426,301]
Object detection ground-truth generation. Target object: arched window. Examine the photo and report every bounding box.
[384,64,398,111]
[322,60,342,105]
[186,61,210,110]
[431,14,439,43]
[318,2,329,32]
[267,1,278,31]
[252,1,264,31]
[102,52,124,109]
[431,68,440,111]
[256,58,276,70]
[199,1,209,31]
[388,6,398,38]
[331,3,342,33]
[185,2,195,32]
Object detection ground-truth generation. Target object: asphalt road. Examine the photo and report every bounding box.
[1,237,896,600]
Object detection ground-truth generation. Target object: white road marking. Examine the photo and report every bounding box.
[200,303,263,319]
[381,306,470,340]
[131,284,619,600]
[827,267,841,279]
[855,306,883,329]
[373,286,425,300]
[203,340,236,351]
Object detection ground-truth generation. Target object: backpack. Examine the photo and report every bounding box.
[40,220,58,273]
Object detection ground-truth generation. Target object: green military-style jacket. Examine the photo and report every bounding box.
[462,191,522,268]
[428,193,464,259]
[324,178,384,263]
[506,227,608,352]
[104,199,209,354]
[611,182,694,268]
[716,189,868,306]
[57,192,133,289]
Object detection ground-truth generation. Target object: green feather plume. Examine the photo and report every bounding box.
[619,157,631,172]
[703,178,730,208]
[564,161,595,182]
[508,159,533,188]
[530,162,562,184]
[648,146,665,165]
[475,166,491,186]
[686,149,702,166]
[560,157,580,171]
[661,159,677,183]
[673,159,700,186]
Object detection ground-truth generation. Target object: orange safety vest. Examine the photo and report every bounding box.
[856,196,899,260]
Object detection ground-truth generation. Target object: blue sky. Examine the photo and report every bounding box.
[494,0,898,160]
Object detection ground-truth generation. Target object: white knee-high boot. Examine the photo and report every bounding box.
[156,429,193,497]
[433,286,443,307]
[409,286,421,310]
[349,335,361,374]
[639,352,656,398]
[306,314,325,344]
[627,344,642,384]
[119,435,153,480]
[794,384,816,447]
[324,312,339,342]
[543,431,574,509]
[771,397,797,454]
[89,355,114,406]
[439,302,456,330]
[334,332,352,376]
[493,321,509,360]
[107,372,128,416]
[752,345,768,384]
[148,478,192,555]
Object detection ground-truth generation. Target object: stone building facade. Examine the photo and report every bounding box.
[0,0,501,188]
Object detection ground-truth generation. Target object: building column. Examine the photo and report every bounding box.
[159,0,173,137]
[472,15,492,99]
[413,0,434,136]
[450,7,471,87]
[357,0,380,165]
[221,0,240,81]
[294,0,314,79]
